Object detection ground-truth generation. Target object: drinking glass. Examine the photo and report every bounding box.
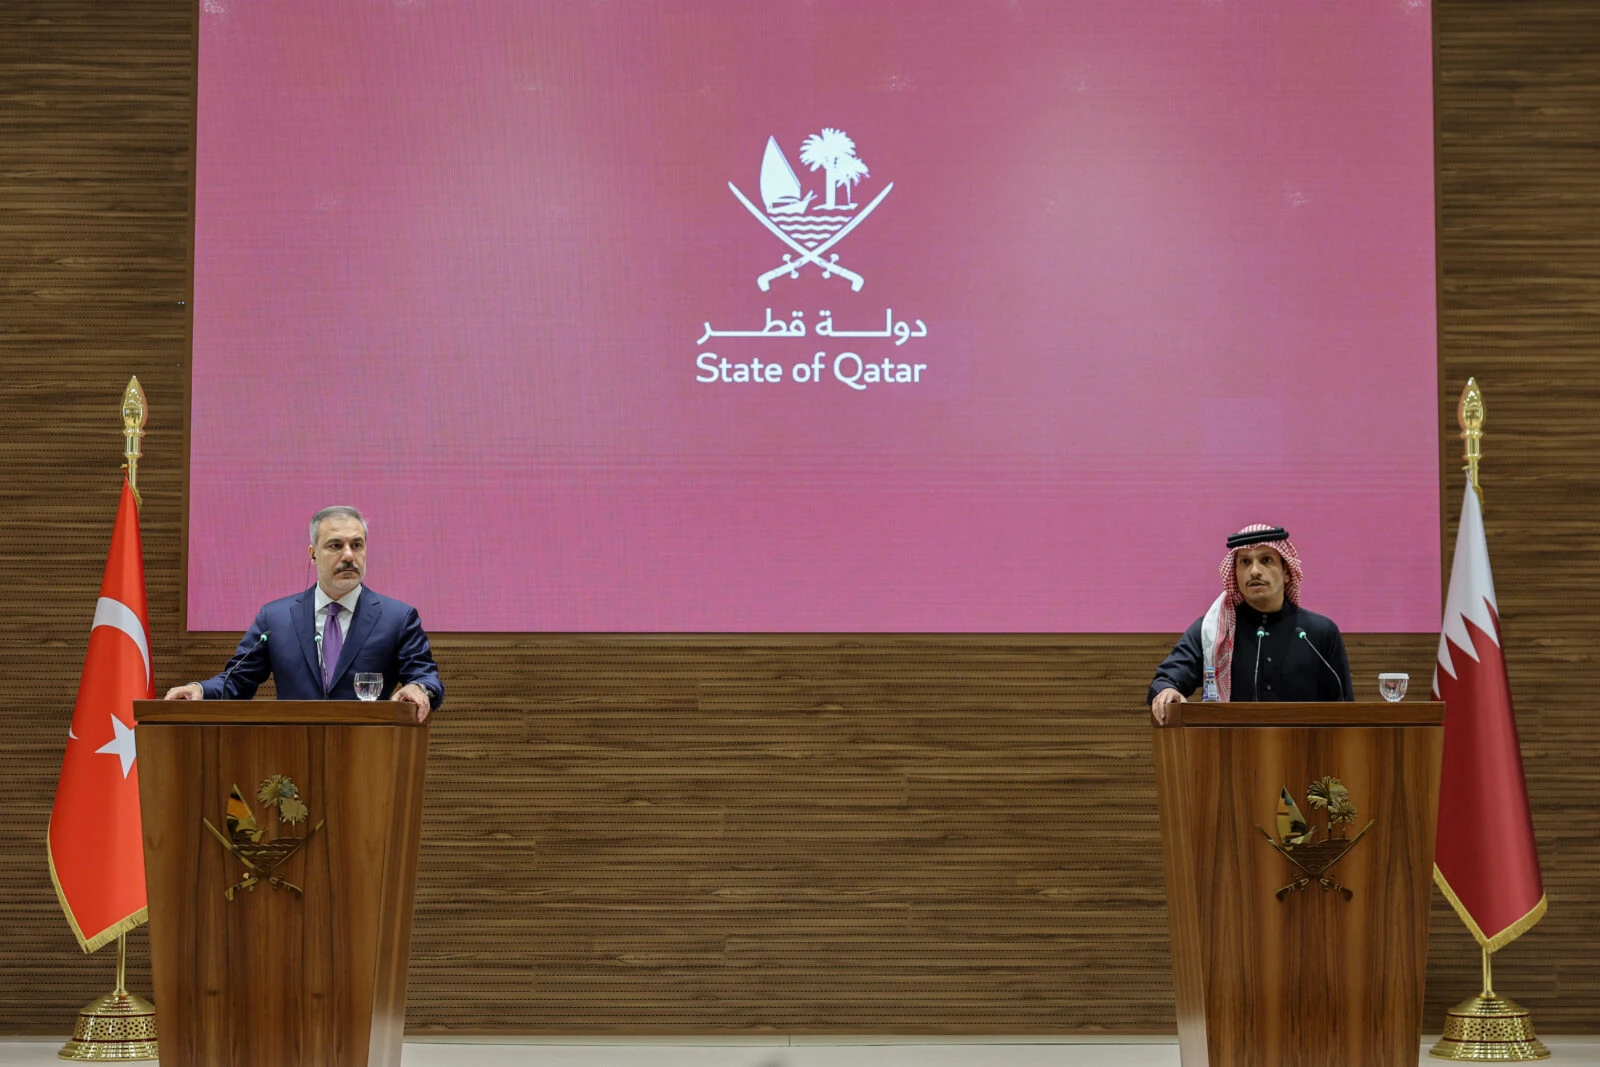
[354,673,384,701]
[1377,673,1409,702]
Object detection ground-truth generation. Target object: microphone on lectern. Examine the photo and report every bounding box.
[217,632,269,698]
[1252,626,1268,701]
[1297,628,1345,701]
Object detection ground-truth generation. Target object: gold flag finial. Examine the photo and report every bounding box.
[120,377,147,505]
[1458,377,1484,496]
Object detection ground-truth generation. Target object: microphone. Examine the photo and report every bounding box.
[1296,628,1345,700]
[217,632,269,698]
[1252,626,1268,700]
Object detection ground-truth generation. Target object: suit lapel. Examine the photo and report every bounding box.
[293,588,320,685]
[328,590,382,692]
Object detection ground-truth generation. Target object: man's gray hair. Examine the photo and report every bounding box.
[309,505,368,546]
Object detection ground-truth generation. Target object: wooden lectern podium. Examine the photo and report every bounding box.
[132,700,429,1067]
[1151,702,1444,1067]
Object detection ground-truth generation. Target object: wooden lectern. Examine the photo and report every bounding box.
[132,700,429,1067]
[1151,702,1444,1067]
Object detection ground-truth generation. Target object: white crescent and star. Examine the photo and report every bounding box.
[95,713,139,778]
[83,596,150,776]
[92,597,151,682]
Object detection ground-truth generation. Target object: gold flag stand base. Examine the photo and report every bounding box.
[1430,947,1549,1061]
[57,935,158,1062]
[57,990,159,1062]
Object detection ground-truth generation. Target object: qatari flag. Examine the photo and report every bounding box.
[1432,481,1546,950]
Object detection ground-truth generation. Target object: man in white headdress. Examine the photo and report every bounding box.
[1149,524,1352,723]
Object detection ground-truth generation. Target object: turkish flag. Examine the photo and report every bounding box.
[48,479,153,952]
[1432,481,1546,950]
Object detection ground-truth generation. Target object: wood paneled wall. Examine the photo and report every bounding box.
[1,0,1596,1036]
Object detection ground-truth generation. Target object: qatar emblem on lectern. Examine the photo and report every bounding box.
[728,128,893,292]
[202,775,325,900]
[1256,776,1375,901]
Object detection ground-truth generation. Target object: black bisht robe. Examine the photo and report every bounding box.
[1148,601,1354,706]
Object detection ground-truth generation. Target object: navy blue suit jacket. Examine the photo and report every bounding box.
[201,587,443,706]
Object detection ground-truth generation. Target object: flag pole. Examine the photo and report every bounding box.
[121,376,146,511]
[1429,378,1548,1062]
[58,378,158,1062]
[1459,376,1484,501]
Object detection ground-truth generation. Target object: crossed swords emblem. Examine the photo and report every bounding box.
[1257,822,1372,901]
[1256,778,1374,902]
[203,775,325,900]
[728,182,893,292]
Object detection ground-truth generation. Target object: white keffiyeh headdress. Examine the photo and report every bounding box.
[1200,524,1304,701]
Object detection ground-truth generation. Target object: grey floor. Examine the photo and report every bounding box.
[3,1036,1599,1066]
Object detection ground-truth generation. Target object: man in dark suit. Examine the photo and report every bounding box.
[165,506,443,721]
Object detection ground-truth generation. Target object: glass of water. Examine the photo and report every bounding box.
[354,673,384,701]
[1378,673,1409,702]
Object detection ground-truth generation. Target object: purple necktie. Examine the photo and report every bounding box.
[322,603,344,691]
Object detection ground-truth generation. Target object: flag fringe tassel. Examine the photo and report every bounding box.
[47,844,147,955]
[1434,863,1547,953]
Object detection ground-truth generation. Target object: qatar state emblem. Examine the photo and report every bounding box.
[202,774,326,900]
[728,127,892,292]
[1256,776,1374,902]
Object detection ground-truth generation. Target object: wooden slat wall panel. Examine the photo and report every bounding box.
[0,0,1596,1037]
[1429,0,1600,1033]
[0,0,192,1037]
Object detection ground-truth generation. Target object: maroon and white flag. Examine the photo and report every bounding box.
[1432,482,1545,950]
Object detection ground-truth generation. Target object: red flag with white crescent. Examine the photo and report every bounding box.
[1432,481,1546,950]
[47,479,152,952]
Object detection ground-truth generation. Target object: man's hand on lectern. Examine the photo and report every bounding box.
[392,682,432,723]
[1151,687,1185,725]
[165,683,203,700]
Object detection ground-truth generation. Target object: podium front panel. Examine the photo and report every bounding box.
[134,701,427,1067]
[1153,704,1442,1067]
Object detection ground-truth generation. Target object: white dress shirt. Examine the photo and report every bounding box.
[313,584,362,672]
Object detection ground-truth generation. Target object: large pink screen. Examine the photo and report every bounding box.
[190,0,1439,632]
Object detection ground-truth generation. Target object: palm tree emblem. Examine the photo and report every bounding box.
[728,127,893,291]
[1256,776,1375,901]
[799,127,870,209]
